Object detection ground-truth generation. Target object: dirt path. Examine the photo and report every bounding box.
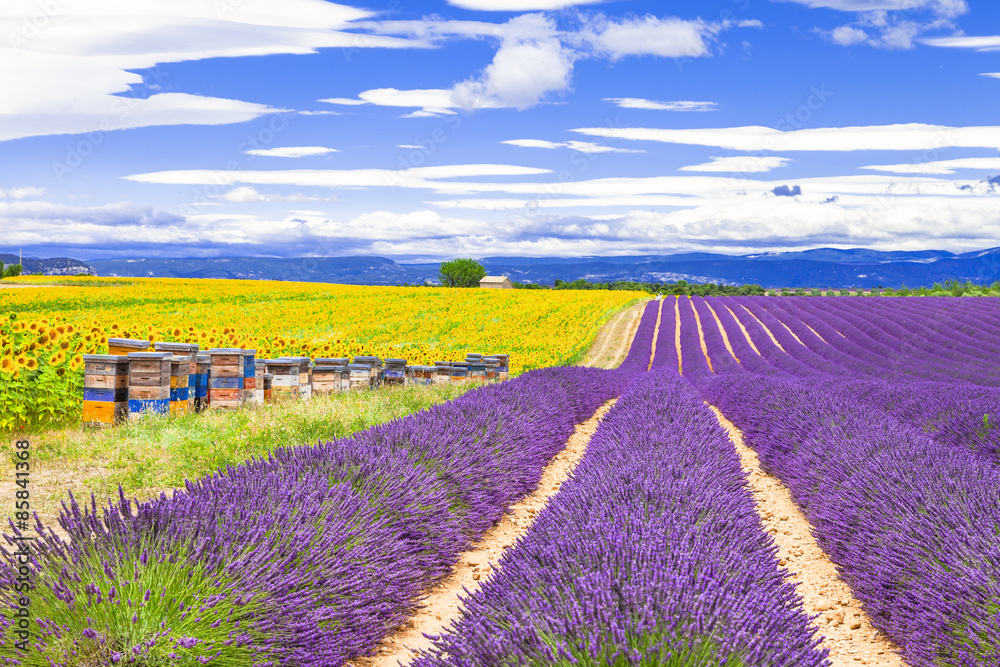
[579,301,648,369]
[674,297,682,374]
[688,298,714,373]
[710,406,905,667]
[353,400,617,667]
[703,301,741,364]
[648,299,663,371]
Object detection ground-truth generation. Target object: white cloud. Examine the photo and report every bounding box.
[0,0,425,142]
[322,88,462,116]
[983,73,1000,79]
[776,0,967,17]
[501,139,642,153]
[924,35,1000,51]
[573,123,1000,152]
[453,14,574,110]
[245,146,339,158]
[398,145,423,149]
[680,156,793,173]
[446,0,605,9]
[321,13,729,116]
[860,157,1000,174]
[831,25,869,45]
[0,186,46,199]
[604,98,718,112]
[217,186,339,202]
[125,164,553,190]
[575,15,720,60]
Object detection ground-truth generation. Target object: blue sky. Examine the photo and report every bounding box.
[2,0,1000,261]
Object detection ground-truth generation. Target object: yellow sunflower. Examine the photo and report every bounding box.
[1,357,15,375]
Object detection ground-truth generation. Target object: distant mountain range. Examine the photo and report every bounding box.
[8,247,1000,289]
[0,254,95,277]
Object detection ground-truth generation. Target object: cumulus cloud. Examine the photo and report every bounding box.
[322,13,748,116]
[831,25,869,45]
[604,98,718,112]
[573,123,1000,152]
[680,156,792,173]
[501,139,643,153]
[0,0,428,142]
[245,146,339,158]
[794,0,969,49]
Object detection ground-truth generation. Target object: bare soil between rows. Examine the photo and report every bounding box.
[352,400,617,667]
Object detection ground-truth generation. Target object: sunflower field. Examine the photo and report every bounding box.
[0,276,644,431]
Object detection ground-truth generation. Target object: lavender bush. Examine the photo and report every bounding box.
[413,371,828,667]
[0,366,625,666]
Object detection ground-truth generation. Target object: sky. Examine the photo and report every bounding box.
[2,0,1000,262]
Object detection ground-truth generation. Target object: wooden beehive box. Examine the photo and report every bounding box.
[312,365,348,395]
[348,363,372,391]
[127,352,172,417]
[194,354,211,412]
[264,359,300,398]
[433,361,452,384]
[263,373,273,402]
[155,342,199,411]
[82,354,130,426]
[449,362,470,383]
[410,365,435,386]
[252,360,266,404]
[383,358,406,385]
[209,348,246,408]
[108,338,150,356]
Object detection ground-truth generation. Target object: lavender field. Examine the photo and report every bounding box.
[2,296,999,666]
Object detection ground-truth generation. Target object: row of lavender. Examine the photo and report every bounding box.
[0,358,642,665]
[414,370,828,667]
[680,295,1000,665]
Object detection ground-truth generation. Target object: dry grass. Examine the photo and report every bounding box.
[2,383,480,532]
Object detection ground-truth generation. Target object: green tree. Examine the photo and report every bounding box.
[439,258,486,288]
[2,263,21,279]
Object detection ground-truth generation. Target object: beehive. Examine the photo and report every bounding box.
[243,349,257,404]
[410,365,436,386]
[449,362,470,383]
[168,354,193,416]
[494,354,511,380]
[107,338,150,356]
[352,356,383,387]
[194,354,211,412]
[209,348,246,409]
[263,373,273,402]
[383,358,407,386]
[264,359,300,398]
[465,354,487,382]
[483,356,501,381]
[127,352,172,418]
[82,354,129,426]
[252,360,267,404]
[279,357,312,399]
[433,361,452,384]
[348,363,372,391]
[155,342,199,412]
[313,365,349,395]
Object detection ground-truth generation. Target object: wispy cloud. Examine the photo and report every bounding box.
[573,123,1000,152]
[500,139,643,153]
[245,147,340,158]
[680,156,792,173]
[861,156,1000,174]
[604,98,718,112]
